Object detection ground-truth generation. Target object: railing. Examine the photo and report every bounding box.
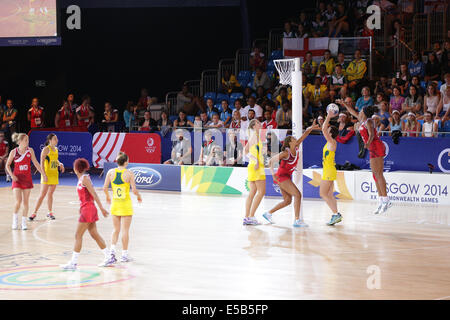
[217,59,236,88]
[235,48,251,75]
[411,4,448,53]
[165,91,178,115]
[268,29,283,55]
[200,69,218,97]
[184,80,201,97]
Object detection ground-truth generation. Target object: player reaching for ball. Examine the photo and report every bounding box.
[60,158,112,270]
[263,121,319,227]
[320,108,342,225]
[338,99,392,214]
[103,152,142,263]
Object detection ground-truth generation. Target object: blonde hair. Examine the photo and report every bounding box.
[12,133,27,144]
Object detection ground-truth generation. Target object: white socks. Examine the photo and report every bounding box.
[122,250,128,257]
[110,245,116,254]
[71,252,80,264]
[102,248,109,259]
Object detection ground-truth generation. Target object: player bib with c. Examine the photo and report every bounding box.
[110,168,134,216]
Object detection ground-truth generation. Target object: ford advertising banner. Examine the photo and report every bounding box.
[103,163,181,191]
[29,131,93,167]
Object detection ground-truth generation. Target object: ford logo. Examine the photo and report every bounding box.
[129,167,162,188]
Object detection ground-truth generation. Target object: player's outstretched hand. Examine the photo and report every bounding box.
[100,207,109,218]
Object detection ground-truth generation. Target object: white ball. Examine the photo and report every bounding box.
[327,103,339,116]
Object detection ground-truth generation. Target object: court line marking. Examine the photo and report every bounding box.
[435,295,450,300]
[32,214,78,249]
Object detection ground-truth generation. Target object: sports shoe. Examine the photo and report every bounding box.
[293,219,309,228]
[98,254,117,267]
[262,212,274,224]
[379,201,393,214]
[243,217,252,225]
[249,217,261,225]
[120,255,133,263]
[28,214,37,221]
[12,218,18,230]
[21,222,28,230]
[373,202,383,214]
[327,213,343,226]
[47,213,56,220]
[60,261,77,271]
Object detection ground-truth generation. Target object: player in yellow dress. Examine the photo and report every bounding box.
[243,119,266,225]
[30,133,64,221]
[319,110,342,225]
[103,152,142,263]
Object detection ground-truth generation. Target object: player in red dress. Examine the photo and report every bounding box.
[60,158,113,270]
[263,121,319,226]
[5,133,46,230]
[340,101,392,214]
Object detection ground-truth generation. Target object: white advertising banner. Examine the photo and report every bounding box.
[354,171,450,205]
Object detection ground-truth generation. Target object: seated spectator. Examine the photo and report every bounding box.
[220,100,232,127]
[371,115,385,136]
[374,75,392,96]
[346,49,367,89]
[157,110,173,136]
[318,49,335,76]
[423,84,441,118]
[205,98,219,120]
[230,110,241,129]
[402,112,421,137]
[311,12,327,37]
[408,52,425,79]
[330,64,347,91]
[221,70,241,94]
[318,1,327,15]
[176,85,203,115]
[275,86,292,105]
[240,109,256,140]
[265,100,277,121]
[396,62,411,92]
[440,73,450,96]
[103,102,119,123]
[197,131,223,166]
[295,23,309,38]
[0,131,9,175]
[232,98,244,119]
[173,111,194,129]
[250,47,265,71]
[255,86,267,101]
[302,51,318,75]
[377,101,391,128]
[298,11,311,32]
[374,92,386,108]
[432,41,444,64]
[305,77,328,116]
[424,52,442,83]
[199,112,209,128]
[243,96,263,121]
[242,87,254,102]
[76,96,95,129]
[262,110,277,129]
[409,75,425,96]
[389,86,405,113]
[28,97,44,129]
[207,113,224,128]
[1,99,17,133]
[328,2,349,37]
[276,100,292,129]
[336,52,348,70]
[283,21,295,38]
[422,111,439,137]
[137,88,155,112]
[123,101,137,131]
[303,63,316,85]
[355,87,374,111]
[388,110,402,136]
[317,65,330,87]
[317,115,324,129]
[323,3,337,22]
[436,85,450,119]
[225,129,244,166]
[55,100,76,128]
[390,77,403,95]
[402,85,423,118]
[164,129,192,165]
[139,111,157,131]
[336,112,356,143]
[252,67,271,91]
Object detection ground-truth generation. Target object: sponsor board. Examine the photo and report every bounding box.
[103,163,180,191]
[354,171,450,205]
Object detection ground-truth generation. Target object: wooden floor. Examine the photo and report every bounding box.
[1,185,450,300]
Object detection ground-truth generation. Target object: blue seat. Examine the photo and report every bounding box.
[441,120,450,133]
[420,81,427,89]
[418,119,424,126]
[267,93,272,100]
[237,70,251,82]
[267,60,276,71]
[216,93,229,103]
[230,92,244,100]
[239,79,249,87]
[270,50,283,60]
[215,103,223,113]
[187,115,195,123]
[204,92,216,101]
[169,115,178,122]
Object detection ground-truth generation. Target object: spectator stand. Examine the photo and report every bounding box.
[201,69,219,98]
[235,48,251,76]
[218,59,236,89]
[184,80,201,98]
[165,91,178,116]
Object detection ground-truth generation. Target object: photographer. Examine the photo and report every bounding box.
[164,129,192,165]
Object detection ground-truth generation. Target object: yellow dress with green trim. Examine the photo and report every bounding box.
[247,136,266,181]
[322,142,337,181]
[110,168,134,216]
[41,146,59,185]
